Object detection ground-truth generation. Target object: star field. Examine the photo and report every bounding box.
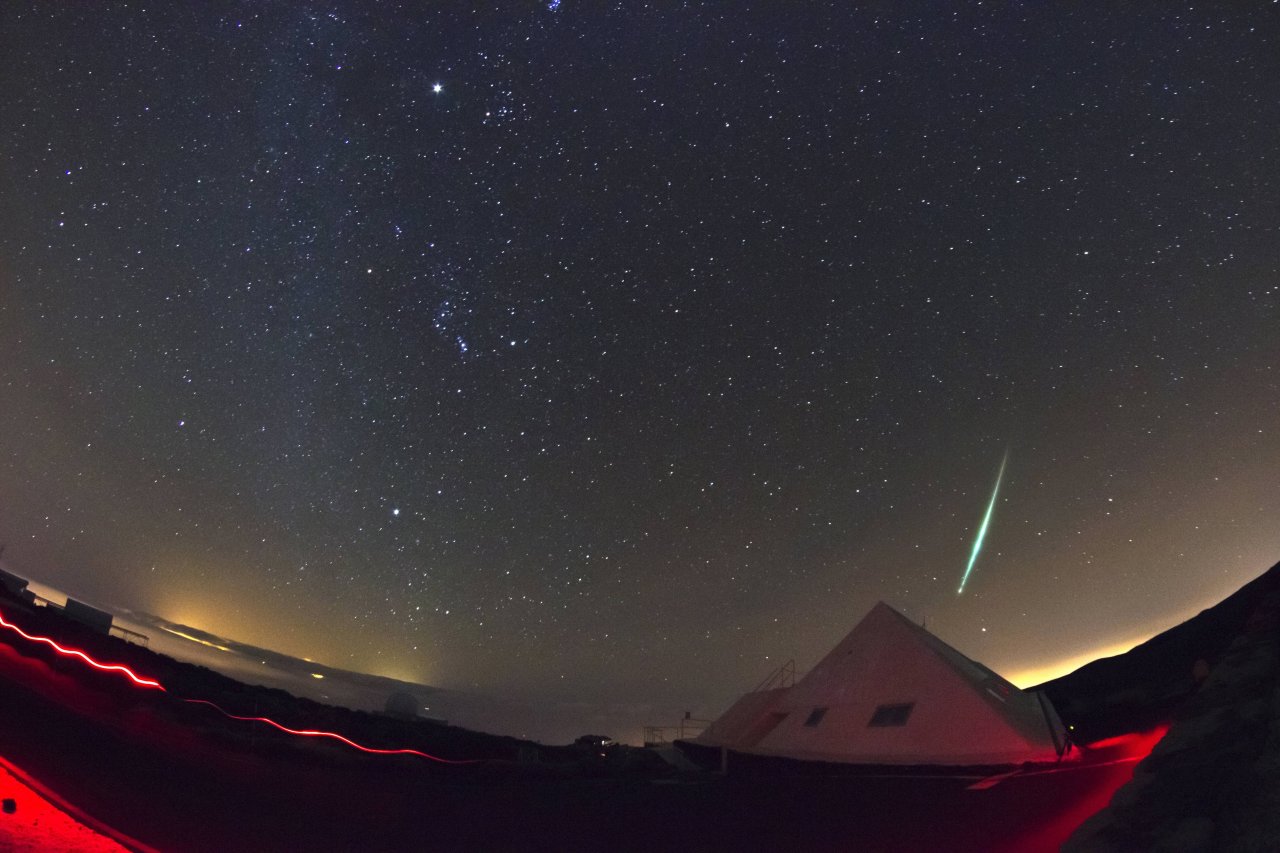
[1,3,1278,728]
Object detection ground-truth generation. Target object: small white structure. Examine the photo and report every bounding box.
[693,602,1067,766]
[384,691,420,719]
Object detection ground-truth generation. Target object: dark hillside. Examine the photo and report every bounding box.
[1037,560,1280,742]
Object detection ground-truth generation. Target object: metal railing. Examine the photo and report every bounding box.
[643,714,711,746]
[109,625,150,647]
[752,658,796,692]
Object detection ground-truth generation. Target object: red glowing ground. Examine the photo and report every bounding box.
[997,725,1170,851]
[0,602,1177,852]
[0,755,136,853]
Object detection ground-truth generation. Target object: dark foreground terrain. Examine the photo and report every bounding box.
[0,561,1277,852]
[1050,561,1280,851]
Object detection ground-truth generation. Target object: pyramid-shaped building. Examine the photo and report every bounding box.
[692,602,1068,766]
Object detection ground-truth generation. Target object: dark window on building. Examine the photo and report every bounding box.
[803,706,828,727]
[868,702,914,727]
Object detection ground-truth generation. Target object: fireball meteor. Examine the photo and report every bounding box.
[957,450,1008,595]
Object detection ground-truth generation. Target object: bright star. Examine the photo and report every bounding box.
[432,83,443,94]
[392,508,401,517]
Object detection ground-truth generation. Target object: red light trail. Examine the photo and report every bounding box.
[0,606,476,765]
[0,610,164,690]
[183,699,480,764]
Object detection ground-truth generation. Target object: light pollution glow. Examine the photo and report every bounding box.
[1006,636,1150,688]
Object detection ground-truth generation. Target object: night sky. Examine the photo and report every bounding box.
[1,4,1278,732]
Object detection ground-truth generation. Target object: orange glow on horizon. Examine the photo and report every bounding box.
[1006,635,1152,688]
[158,626,232,652]
[0,605,475,766]
[1004,591,1237,689]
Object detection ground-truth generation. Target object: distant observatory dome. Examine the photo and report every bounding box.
[384,691,419,719]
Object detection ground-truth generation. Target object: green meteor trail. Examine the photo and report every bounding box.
[957,451,1008,595]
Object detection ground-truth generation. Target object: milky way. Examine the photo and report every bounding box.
[0,4,1277,735]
